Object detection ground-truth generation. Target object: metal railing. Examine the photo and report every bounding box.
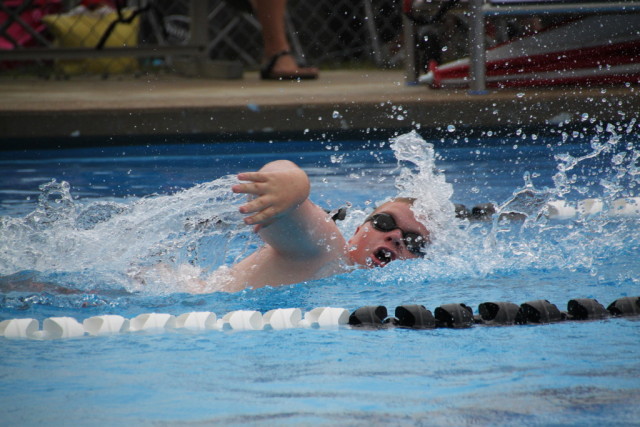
[403,0,640,90]
[468,0,640,91]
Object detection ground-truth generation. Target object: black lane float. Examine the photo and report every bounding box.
[347,296,640,329]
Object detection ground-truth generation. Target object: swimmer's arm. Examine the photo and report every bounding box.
[130,263,211,294]
[232,160,344,258]
[233,160,310,231]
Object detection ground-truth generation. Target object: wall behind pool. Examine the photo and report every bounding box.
[1,80,638,149]
[0,121,627,152]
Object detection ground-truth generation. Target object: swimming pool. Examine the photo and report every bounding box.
[1,127,639,426]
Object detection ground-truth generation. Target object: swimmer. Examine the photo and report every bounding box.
[217,160,430,292]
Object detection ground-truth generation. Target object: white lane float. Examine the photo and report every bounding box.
[83,315,130,336]
[546,200,577,220]
[546,197,640,220]
[300,307,350,328]
[610,197,640,217]
[129,313,176,332]
[40,317,85,339]
[0,318,39,339]
[221,310,264,331]
[175,312,217,331]
[0,307,354,340]
[263,308,302,330]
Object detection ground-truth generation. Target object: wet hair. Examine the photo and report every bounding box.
[393,197,416,205]
[373,197,416,212]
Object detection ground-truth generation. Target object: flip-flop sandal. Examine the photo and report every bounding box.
[260,51,318,80]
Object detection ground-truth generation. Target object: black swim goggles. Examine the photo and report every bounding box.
[366,212,428,257]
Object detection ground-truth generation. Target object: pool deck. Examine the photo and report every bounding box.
[1,69,638,147]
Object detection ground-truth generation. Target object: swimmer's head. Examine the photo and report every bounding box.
[347,198,430,267]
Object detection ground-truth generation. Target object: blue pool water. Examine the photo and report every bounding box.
[1,128,639,426]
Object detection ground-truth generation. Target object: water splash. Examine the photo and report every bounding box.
[390,131,458,241]
[1,129,638,301]
[384,128,639,287]
[0,176,253,293]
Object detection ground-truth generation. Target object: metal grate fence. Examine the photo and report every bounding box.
[0,0,405,76]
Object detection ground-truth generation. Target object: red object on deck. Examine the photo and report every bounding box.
[0,0,62,50]
[420,14,640,88]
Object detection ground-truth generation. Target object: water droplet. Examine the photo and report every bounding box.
[516,92,525,98]
[330,154,344,164]
[332,110,341,119]
[447,125,456,132]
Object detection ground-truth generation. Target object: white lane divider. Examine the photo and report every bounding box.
[83,315,130,336]
[0,307,350,340]
[20,317,87,340]
[130,313,176,332]
[175,312,217,331]
[546,197,640,220]
[300,307,350,328]
[263,308,302,330]
[221,310,263,331]
[0,318,39,339]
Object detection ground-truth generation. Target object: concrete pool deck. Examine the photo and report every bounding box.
[1,69,638,146]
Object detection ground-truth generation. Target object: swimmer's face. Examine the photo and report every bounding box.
[347,201,430,268]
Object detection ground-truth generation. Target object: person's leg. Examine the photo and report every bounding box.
[253,0,318,79]
[254,0,289,58]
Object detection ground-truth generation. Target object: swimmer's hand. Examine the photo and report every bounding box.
[232,160,310,232]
